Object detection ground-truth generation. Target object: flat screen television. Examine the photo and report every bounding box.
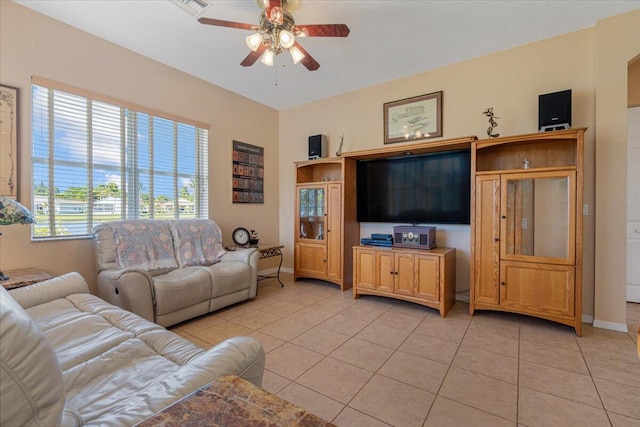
[356,149,471,224]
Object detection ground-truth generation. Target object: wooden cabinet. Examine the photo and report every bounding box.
[470,128,585,335]
[353,245,456,317]
[294,158,358,290]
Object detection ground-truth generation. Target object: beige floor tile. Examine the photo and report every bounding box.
[333,407,392,427]
[518,386,610,427]
[261,300,306,316]
[386,300,432,319]
[330,337,394,372]
[257,317,312,341]
[519,320,580,352]
[277,382,344,422]
[413,315,469,344]
[378,350,448,393]
[581,324,637,344]
[246,330,285,353]
[286,291,329,306]
[228,309,281,330]
[354,322,411,349]
[468,311,520,338]
[452,345,518,384]
[519,360,602,408]
[213,300,265,320]
[373,310,424,332]
[461,328,519,358]
[171,330,212,349]
[173,313,226,333]
[318,313,370,336]
[350,374,435,427]
[297,357,373,404]
[399,332,459,365]
[424,396,516,427]
[310,297,355,315]
[578,335,640,365]
[584,352,640,388]
[520,339,589,375]
[291,326,351,355]
[190,321,252,346]
[261,369,290,394]
[608,412,640,427]
[594,378,640,419]
[286,306,334,326]
[439,367,517,422]
[264,342,323,380]
[340,302,389,322]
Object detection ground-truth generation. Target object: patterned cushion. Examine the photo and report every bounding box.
[169,219,227,268]
[108,220,178,273]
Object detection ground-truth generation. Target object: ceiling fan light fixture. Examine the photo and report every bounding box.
[279,29,295,49]
[289,45,305,64]
[245,32,263,51]
[261,49,275,66]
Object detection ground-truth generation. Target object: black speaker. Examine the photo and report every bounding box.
[539,89,571,132]
[308,134,327,160]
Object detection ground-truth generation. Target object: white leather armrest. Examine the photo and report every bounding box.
[184,336,265,387]
[96,269,155,322]
[220,247,257,264]
[9,272,90,309]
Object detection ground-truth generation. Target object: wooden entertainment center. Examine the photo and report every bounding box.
[294,129,585,332]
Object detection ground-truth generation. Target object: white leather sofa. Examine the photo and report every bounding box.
[94,219,259,327]
[0,272,265,427]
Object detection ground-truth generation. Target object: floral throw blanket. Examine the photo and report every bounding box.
[109,220,178,272]
[169,219,227,267]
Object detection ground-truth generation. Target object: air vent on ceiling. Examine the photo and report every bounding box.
[169,0,211,16]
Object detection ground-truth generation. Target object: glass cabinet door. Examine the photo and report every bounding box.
[500,170,576,264]
[298,186,326,241]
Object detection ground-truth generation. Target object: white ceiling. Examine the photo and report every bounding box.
[14,0,640,110]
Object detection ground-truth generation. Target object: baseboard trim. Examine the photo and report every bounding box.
[627,284,640,303]
[581,314,594,324]
[592,319,629,332]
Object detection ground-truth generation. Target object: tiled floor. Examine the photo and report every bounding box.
[171,274,640,427]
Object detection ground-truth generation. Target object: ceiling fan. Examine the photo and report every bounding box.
[198,0,350,71]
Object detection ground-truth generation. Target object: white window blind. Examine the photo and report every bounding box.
[31,81,209,239]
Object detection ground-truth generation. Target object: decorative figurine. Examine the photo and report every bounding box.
[335,134,344,157]
[482,107,500,138]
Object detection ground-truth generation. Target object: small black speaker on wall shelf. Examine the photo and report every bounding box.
[308,134,327,160]
[539,89,571,132]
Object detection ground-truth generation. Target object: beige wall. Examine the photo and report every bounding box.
[0,1,281,291]
[280,28,597,313]
[594,9,640,329]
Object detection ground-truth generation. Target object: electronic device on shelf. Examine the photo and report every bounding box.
[392,226,436,250]
[360,233,393,247]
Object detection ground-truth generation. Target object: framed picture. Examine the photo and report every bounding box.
[0,84,19,199]
[384,91,442,144]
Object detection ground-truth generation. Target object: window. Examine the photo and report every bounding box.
[31,79,209,239]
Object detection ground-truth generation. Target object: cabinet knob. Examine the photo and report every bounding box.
[323,259,327,263]
[500,281,506,286]
[494,238,499,242]
[501,215,506,219]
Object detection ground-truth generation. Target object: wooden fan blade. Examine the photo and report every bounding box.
[293,42,319,71]
[197,17,255,31]
[241,44,267,67]
[294,24,350,37]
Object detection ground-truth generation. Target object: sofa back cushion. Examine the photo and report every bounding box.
[100,220,178,273]
[0,287,65,427]
[169,219,227,268]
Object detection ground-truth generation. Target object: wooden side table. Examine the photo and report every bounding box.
[1,268,52,290]
[136,375,336,427]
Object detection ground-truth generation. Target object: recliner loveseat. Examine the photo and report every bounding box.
[0,272,265,426]
[94,219,259,327]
